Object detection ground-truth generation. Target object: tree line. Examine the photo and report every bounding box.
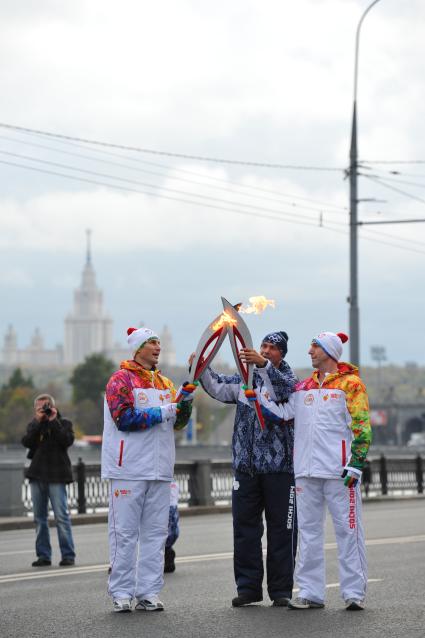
[0,354,233,444]
[0,354,115,444]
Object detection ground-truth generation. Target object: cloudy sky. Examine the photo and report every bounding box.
[0,0,424,368]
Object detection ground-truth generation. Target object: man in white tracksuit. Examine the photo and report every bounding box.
[101,326,193,613]
[260,331,372,611]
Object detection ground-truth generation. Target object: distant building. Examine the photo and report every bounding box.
[64,230,113,366]
[0,231,176,369]
[0,325,62,367]
[159,325,176,367]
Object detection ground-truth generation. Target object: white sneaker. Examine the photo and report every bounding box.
[135,595,164,611]
[113,598,132,613]
[288,597,325,610]
[345,598,365,611]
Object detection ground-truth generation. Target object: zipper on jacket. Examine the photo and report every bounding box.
[118,440,124,467]
[308,385,320,476]
[341,439,347,467]
[308,376,326,477]
[152,369,160,479]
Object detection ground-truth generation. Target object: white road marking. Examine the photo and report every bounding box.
[0,549,34,556]
[0,533,423,585]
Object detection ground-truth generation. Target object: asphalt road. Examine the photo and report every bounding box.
[0,500,424,638]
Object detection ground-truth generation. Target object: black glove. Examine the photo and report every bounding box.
[174,400,193,431]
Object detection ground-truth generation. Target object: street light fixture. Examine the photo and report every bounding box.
[348,0,382,367]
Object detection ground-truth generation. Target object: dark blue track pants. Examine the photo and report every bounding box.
[232,471,297,600]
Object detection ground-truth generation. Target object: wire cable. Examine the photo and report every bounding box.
[0,122,344,171]
[2,157,424,257]
[362,174,425,206]
[361,159,425,165]
[0,134,347,216]
[0,157,345,232]
[0,149,348,227]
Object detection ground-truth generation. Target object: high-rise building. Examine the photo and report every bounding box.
[64,230,113,365]
[0,231,177,369]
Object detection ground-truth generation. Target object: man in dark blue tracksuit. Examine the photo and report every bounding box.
[199,331,297,607]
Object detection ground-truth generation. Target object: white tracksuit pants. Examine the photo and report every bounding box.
[108,479,170,600]
[295,477,367,604]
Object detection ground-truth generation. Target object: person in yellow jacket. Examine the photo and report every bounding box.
[259,331,372,612]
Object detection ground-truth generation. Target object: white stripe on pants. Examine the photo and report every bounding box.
[108,479,170,600]
[295,477,367,603]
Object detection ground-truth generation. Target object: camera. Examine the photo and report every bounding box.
[41,402,53,418]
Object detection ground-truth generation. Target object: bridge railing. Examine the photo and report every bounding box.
[18,454,424,516]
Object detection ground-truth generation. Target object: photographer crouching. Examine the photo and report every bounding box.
[22,394,76,567]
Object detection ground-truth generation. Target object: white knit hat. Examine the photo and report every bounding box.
[312,331,349,362]
[127,327,159,355]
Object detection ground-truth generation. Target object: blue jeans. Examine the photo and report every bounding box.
[30,481,76,561]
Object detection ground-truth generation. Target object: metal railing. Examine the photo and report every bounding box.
[21,455,424,515]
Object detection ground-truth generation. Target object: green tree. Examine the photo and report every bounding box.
[0,386,34,443]
[71,398,104,436]
[2,367,34,390]
[70,354,115,403]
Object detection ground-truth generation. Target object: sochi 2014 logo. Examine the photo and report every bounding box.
[137,391,148,405]
[304,393,314,406]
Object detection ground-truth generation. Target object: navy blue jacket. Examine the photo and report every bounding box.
[200,361,296,475]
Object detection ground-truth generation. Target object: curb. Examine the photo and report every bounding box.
[1,496,424,532]
[0,505,232,532]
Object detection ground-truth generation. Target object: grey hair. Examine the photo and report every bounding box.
[34,393,56,407]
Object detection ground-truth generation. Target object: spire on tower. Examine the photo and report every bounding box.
[86,228,92,265]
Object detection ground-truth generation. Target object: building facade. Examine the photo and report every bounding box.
[0,233,176,369]
[64,233,113,366]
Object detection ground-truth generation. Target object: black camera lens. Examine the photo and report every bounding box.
[42,403,53,417]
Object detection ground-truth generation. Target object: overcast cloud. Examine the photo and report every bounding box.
[0,0,424,368]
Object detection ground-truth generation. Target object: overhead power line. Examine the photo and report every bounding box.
[361,159,425,165]
[0,149,347,226]
[1,157,424,257]
[0,122,343,172]
[0,133,347,215]
[362,174,425,206]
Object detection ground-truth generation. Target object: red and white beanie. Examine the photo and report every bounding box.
[312,331,349,362]
[127,327,159,355]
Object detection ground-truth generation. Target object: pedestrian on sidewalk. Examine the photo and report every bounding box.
[260,331,372,611]
[22,393,76,568]
[102,327,193,613]
[195,331,298,608]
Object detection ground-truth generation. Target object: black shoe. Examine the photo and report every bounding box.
[232,593,263,607]
[32,558,51,567]
[59,558,75,566]
[272,597,291,607]
[164,547,176,573]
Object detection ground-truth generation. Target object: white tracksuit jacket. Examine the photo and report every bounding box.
[260,362,372,603]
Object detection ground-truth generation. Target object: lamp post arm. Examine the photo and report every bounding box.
[353,0,382,103]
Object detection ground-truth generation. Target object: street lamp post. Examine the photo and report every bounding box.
[349,0,382,367]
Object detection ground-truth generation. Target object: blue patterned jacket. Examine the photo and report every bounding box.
[200,361,297,475]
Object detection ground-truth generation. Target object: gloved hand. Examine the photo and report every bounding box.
[174,400,193,431]
[341,465,362,488]
[260,404,284,425]
[160,404,178,423]
[179,381,198,401]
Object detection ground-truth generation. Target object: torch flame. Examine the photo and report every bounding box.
[239,295,276,315]
[211,311,238,331]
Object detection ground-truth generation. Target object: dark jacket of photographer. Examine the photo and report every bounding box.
[22,413,75,484]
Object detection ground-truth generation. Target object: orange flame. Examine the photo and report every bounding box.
[211,311,238,331]
[239,295,276,315]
